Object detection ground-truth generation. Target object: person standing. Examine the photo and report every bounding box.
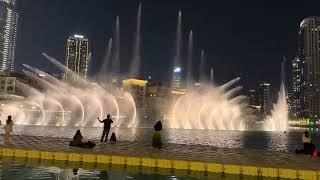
[4,115,13,144]
[152,121,162,148]
[98,114,113,142]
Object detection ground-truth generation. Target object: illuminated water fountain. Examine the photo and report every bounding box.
[0,4,288,132]
[264,83,288,131]
[0,54,137,128]
[170,78,249,130]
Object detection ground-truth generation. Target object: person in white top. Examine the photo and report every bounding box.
[4,115,13,144]
[302,131,311,143]
[302,131,315,155]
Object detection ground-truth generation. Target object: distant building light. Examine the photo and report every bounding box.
[260,83,270,86]
[74,34,84,39]
[148,76,151,79]
[174,67,181,73]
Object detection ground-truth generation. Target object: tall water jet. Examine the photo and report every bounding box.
[210,67,214,84]
[171,11,182,89]
[199,50,206,84]
[264,83,288,131]
[173,10,182,67]
[129,2,142,77]
[99,38,113,80]
[263,60,288,131]
[112,16,120,76]
[186,30,193,88]
[281,56,286,87]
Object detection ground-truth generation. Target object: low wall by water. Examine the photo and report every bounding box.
[0,147,319,179]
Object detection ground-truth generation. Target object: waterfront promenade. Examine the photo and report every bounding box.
[0,135,319,179]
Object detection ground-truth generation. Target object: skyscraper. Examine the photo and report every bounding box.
[298,17,320,118]
[0,0,18,72]
[257,82,271,116]
[291,55,305,117]
[172,67,182,89]
[248,89,259,106]
[65,34,89,82]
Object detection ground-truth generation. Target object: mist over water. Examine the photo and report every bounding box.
[170,78,249,130]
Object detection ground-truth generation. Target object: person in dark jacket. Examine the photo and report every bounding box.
[98,114,113,142]
[152,121,162,148]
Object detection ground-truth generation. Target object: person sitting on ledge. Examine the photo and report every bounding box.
[69,130,96,148]
[110,132,116,142]
[152,121,163,148]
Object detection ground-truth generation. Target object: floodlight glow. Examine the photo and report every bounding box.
[38,73,45,77]
[74,34,84,39]
[174,67,181,73]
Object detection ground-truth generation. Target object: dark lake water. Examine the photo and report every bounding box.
[0,157,268,180]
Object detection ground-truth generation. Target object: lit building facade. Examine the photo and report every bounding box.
[65,34,89,81]
[0,0,18,72]
[172,67,182,89]
[291,55,306,117]
[257,82,271,116]
[122,78,147,108]
[248,89,259,106]
[0,76,15,94]
[298,17,320,118]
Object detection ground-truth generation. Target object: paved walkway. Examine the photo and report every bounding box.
[0,134,319,171]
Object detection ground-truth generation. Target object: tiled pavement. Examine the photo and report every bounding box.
[0,135,319,171]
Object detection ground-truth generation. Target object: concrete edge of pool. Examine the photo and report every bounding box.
[0,147,319,179]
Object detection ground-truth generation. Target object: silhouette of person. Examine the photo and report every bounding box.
[110,132,116,142]
[4,115,13,144]
[152,121,162,148]
[98,114,113,142]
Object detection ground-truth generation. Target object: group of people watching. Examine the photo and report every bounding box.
[1,113,162,149]
[6,113,318,156]
[69,114,163,149]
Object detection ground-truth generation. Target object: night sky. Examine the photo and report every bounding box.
[15,0,320,92]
